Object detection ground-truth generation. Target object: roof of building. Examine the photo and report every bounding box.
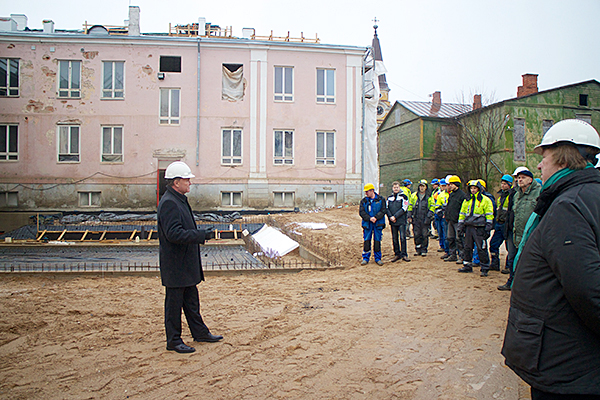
[398,100,472,119]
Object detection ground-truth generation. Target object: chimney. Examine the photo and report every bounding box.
[10,14,27,31]
[198,17,207,36]
[43,19,54,33]
[473,94,482,110]
[0,17,17,32]
[128,6,140,36]
[432,91,441,106]
[517,73,539,98]
[242,27,255,39]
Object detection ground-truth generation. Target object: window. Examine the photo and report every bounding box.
[316,192,336,207]
[222,63,244,101]
[0,192,18,207]
[579,94,589,107]
[221,192,242,207]
[58,60,81,98]
[102,126,123,162]
[542,120,554,135]
[0,124,18,161]
[58,125,80,162]
[79,191,101,207]
[274,130,293,165]
[316,131,335,165]
[274,66,293,101]
[513,118,526,162]
[0,58,19,97]
[160,56,181,73]
[159,88,180,125]
[316,68,335,103]
[441,125,458,152]
[274,192,294,208]
[576,114,592,124]
[102,61,124,98]
[222,128,242,165]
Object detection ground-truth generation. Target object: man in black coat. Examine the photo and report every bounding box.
[158,161,223,353]
[443,176,468,263]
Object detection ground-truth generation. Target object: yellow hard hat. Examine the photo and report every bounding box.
[467,179,479,187]
[448,175,461,184]
[418,179,428,186]
[478,179,487,189]
[364,183,375,192]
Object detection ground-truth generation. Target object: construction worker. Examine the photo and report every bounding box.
[386,181,411,262]
[409,179,435,256]
[457,180,494,276]
[471,179,496,267]
[489,175,516,272]
[359,183,387,265]
[402,179,413,238]
[502,119,600,398]
[430,178,440,238]
[443,175,468,263]
[435,178,449,255]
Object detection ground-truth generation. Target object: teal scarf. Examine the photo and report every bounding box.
[510,163,595,285]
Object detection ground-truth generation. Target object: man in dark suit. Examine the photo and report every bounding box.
[158,161,223,353]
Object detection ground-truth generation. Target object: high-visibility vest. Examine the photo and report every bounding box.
[459,193,494,226]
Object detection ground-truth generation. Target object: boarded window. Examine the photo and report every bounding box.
[579,94,589,107]
[542,120,554,135]
[441,125,458,152]
[274,192,294,207]
[222,64,244,101]
[576,114,592,124]
[513,118,526,162]
[160,56,181,73]
[0,191,18,207]
[316,192,336,207]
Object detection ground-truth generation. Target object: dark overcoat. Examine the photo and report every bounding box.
[158,186,206,288]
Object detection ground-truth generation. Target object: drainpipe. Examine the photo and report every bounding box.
[196,37,201,166]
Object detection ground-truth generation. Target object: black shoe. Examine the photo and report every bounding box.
[457,266,473,273]
[167,343,196,353]
[437,248,445,253]
[501,268,510,274]
[489,266,500,271]
[480,270,489,277]
[391,255,401,263]
[497,283,511,291]
[440,253,449,259]
[401,256,411,262]
[414,252,421,257]
[194,333,223,343]
[421,253,427,257]
[444,255,457,262]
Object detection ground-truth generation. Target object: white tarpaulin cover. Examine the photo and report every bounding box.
[363,60,387,191]
[252,225,299,257]
[222,65,245,101]
[296,222,327,230]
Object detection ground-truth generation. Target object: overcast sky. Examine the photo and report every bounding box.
[4,0,599,105]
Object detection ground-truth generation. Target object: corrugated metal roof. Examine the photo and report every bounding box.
[398,100,471,119]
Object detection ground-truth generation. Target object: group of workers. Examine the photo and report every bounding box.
[360,119,600,399]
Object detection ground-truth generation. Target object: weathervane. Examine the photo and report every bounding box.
[373,17,379,30]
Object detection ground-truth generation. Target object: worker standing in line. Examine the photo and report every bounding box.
[434,178,449,255]
[386,181,411,262]
[489,175,516,272]
[359,183,387,265]
[409,179,435,257]
[443,175,468,263]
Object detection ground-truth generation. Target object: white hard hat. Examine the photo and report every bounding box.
[445,174,453,183]
[165,161,195,179]
[513,166,530,176]
[534,119,600,155]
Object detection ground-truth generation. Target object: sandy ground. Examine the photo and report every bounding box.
[0,206,529,400]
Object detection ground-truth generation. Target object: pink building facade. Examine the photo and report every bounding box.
[0,10,366,211]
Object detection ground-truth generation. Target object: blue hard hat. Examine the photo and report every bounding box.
[501,174,514,184]
[431,178,439,185]
[403,179,412,186]
[440,178,447,185]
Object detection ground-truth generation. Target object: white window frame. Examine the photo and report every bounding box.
[0,58,19,97]
[274,66,293,102]
[78,191,101,207]
[0,191,18,207]
[273,129,294,165]
[58,60,81,98]
[221,191,242,207]
[315,192,337,207]
[316,68,335,103]
[101,126,124,163]
[274,191,295,208]
[316,131,335,165]
[0,124,18,161]
[221,128,243,165]
[57,125,80,163]
[102,61,125,99]
[159,88,180,125]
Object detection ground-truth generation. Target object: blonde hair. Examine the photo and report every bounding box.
[551,143,597,170]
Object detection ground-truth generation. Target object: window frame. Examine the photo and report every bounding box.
[579,94,589,107]
[316,131,336,166]
[221,128,243,165]
[101,125,124,163]
[159,56,182,73]
[159,88,181,125]
[0,58,19,97]
[274,66,294,102]
[57,125,80,163]
[101,61,125,99]
[221,191,243,207]
[0,124,18,161]
[0,191,18,207]
[78,191,101,207]
[57,60,81,99]
[316,68,335,103]
[273,191,295,208]
[315,192,337,207]
[273,129,294,165]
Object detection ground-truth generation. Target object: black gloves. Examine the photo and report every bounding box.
[203,226,215,240]
[483,223,492,239]
[457,224,465,236]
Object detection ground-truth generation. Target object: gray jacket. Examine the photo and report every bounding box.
[512,179,541,247]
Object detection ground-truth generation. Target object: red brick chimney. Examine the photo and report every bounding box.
[517,74,539,98]
[432,91,441,106]
[473,94,482,110]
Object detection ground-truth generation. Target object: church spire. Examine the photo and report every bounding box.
[371,18,389,92]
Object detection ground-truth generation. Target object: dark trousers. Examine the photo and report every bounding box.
[531,387,600,400]
[505,231,518,286]
[446,220,464,258]
[413,219,430,254]
[463,226,490,270]
[165,285,210,347]
[390,224,407,257]
[434,214,447,252]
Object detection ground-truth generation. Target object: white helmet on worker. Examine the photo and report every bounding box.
[165,161,195,179]
[534,119,600,155]
[513,166,530,176]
